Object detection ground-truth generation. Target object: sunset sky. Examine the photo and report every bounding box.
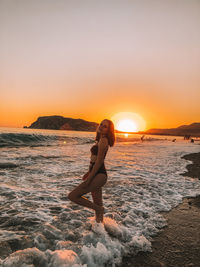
[0,0,199,130]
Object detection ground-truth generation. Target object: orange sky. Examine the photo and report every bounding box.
[0,0,200,130]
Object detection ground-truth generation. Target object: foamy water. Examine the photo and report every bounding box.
[0,127,200,267]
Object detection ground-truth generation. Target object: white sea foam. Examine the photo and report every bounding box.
[0,128,200,266]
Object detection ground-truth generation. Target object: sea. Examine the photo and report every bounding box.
[0,127,200,267]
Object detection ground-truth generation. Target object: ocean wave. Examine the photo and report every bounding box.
[0,131,169,149]
[0,132,94,148]
[0,133,56,148]
[116,136,168,143]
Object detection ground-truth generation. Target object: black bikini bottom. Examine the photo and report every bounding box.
[89,162,107,176]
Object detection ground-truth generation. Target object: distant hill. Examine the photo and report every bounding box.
[25,115,99,132]
[143,123,200,137]
[24,117,200,136]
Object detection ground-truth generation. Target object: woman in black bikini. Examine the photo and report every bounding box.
[68,119,115,223]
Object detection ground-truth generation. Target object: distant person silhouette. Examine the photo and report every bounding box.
[68,119,115,223]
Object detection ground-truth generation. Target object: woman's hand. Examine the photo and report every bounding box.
[82,171,90,180]
[82,177,92,188]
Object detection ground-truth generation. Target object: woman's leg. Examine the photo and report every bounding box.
[67,173,107,216]
[91,188,103,222]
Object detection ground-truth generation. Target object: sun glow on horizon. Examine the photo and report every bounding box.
[111,112,146,133]
[116,119,138,132]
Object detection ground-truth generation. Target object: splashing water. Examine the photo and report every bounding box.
[0,127,200,266]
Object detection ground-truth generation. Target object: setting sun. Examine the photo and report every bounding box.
[117,119,138,132]
[111,112,146,132]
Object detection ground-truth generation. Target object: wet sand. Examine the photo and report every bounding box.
[181,152,200,179]
[122,152,200,267]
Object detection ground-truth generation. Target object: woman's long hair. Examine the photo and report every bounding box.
[95,119,115,147]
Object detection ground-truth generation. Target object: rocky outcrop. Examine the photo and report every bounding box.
[27,116,98,131]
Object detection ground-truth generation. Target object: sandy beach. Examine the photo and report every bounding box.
[122,151,200,267]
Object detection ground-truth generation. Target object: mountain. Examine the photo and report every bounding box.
[25,118,200,136]
[25,115,98,131]
[143,123,200,137]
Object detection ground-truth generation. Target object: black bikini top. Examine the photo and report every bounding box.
[90,142,108,158]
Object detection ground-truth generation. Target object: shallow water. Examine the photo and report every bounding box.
[0,127,200,267]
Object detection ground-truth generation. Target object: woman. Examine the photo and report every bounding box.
[67,119,115,223]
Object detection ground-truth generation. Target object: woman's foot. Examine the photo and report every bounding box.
[96,206,104,223]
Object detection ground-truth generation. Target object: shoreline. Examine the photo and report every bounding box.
[181,152,200,180]
[122,151,200,267]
